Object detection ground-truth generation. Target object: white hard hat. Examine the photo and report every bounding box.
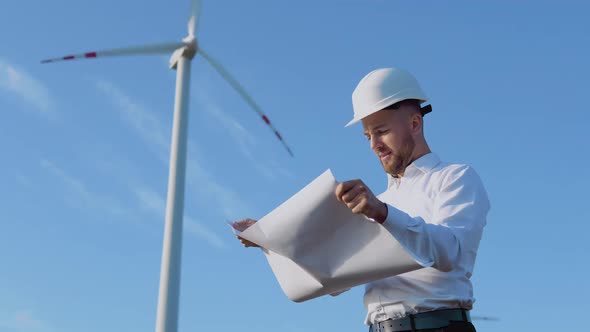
[346,67,431,127]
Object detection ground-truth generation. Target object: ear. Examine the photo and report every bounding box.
[409,112,423,134]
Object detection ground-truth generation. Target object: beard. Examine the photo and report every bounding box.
[381,132,415,176]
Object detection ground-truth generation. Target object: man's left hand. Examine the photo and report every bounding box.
[335,179,388,224]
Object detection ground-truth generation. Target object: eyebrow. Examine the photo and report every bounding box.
[364,124,387,136]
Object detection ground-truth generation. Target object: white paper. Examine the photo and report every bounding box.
[238,169,422,302]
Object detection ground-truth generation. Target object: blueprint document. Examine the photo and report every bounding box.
[237,169,422,302]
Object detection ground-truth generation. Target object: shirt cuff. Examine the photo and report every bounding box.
[381,204,412,232]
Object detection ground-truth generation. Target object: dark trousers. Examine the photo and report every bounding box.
[415,321,476,332]
[369,321,476,332]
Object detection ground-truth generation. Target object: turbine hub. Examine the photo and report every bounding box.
[169,37,198,69]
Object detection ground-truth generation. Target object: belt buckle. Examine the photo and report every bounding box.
[373,317,412,332]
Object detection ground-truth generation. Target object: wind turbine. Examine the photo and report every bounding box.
[471,315,500,322]
[41,1,293,332]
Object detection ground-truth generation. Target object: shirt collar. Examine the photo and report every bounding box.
[409,152,441,174]
[387,152,441,188]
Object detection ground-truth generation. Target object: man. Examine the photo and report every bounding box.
[235,68,490,332]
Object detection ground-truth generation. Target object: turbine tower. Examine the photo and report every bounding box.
[41,1,292,331]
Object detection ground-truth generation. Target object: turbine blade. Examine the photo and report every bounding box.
[199,48,294,157]
[41,42,186,64]
[471,315,500,321]
[188,0,202,37]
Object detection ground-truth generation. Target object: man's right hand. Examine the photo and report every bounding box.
[232,218,260,248]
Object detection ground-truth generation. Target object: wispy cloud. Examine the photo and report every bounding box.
[14,311,44,330]
[0,310,51,331]
[41,159,93,200]
[200,95,257,152]
[135,186,226,248]
[0,58,54,114]
[184,156,253,218]
[96,80,169,153]
[15,172,34,188]
[96,80,254,219]
[195,91,295,181]
[40,156,227,248]
[265,159,296,181]
[40,159,129,218]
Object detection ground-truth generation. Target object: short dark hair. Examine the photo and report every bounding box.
[384,99,431,116]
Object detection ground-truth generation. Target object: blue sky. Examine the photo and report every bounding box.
[1,1,589,331]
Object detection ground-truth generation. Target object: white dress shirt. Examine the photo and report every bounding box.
[364,152,490,325]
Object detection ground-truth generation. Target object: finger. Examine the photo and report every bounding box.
[346,194,367,214]
[238,236,259,248]
[334,183,345,202]
[351,198,369,214]
[233,218,257,231]
[243,240,260,248]
[234,218,256,226]
[335,180,360,201]
[238,237,249,246]
[341,185,365,203]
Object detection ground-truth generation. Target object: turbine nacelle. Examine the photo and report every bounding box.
[170,37,198,69]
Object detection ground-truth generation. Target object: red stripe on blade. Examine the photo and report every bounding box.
[85,52,97,58]
[262,115,270,124]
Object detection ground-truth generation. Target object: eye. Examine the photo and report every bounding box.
[376,129,389,135]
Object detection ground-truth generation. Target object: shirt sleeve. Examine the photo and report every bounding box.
[381,166,490,272]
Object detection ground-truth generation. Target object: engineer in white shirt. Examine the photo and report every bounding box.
[236,68,490,332]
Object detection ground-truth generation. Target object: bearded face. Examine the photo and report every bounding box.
[378,129,415,176]
[362,106,418,177]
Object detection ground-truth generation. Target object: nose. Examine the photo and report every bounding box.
[370,135,383,151]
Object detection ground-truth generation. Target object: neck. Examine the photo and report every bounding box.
[411,143,432,163]
[393,143,431,178]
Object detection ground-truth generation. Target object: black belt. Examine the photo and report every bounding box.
[369,309,470,332]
